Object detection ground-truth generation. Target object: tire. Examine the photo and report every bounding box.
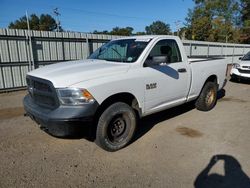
[95,102,137,152]
[195,81,218,111]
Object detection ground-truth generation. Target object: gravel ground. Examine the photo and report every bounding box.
[0,80,250,188]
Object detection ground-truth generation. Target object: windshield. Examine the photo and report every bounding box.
[88,39,150,63]
[242,51,250,61]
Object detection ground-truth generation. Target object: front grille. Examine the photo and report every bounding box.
[34,81,52,92]
[238,69,250,74]
[242,66,250,69]
[26,76,58,108]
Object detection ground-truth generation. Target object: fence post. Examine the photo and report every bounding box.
[189,42,192,57]
[29,33,35,70]
[221,45,223,57]
[86,37,90,57]
[25,31,32,71]
[207,44,209,57]
[232,45,235,64]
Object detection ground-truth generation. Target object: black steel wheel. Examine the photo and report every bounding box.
[95,102,136,151]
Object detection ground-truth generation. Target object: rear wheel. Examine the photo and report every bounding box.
[195,81,218,111]
[95,102,136,151]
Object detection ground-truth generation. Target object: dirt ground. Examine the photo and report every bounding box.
[0,80,250,188]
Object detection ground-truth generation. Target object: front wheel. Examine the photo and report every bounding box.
[95,102,137,152]
[195,81,218,111]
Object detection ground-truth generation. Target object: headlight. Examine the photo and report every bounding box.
[56,88,95,105]
[233,63,240,69]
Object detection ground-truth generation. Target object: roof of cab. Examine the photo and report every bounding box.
[112,35,179,41]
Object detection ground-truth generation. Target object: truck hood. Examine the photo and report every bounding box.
[27,59,130,88]
[240,60,250,67]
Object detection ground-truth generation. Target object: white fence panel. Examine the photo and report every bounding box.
[0,28,250,91]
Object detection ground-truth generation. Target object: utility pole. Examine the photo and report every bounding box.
[53,8,61,32]
[174,20,181,37]
[26,11,34,70]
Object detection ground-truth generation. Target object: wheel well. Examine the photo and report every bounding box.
[94,92,141,123]
[197,75,218,98]
[206,75,218,84]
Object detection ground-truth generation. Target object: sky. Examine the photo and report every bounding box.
[0,0,195,33]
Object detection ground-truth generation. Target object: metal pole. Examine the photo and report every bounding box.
[174,20,181,37]
[207,44,209,58]
[86,37,90,57]
[26,11,34,70]
[26,11,32,71]
[232,45,235,64]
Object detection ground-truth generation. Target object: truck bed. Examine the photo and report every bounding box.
[187,58,227,101]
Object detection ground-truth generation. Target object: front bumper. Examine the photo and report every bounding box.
[231,73,250,81]
[230,68,250,80]
[23,94,99,137]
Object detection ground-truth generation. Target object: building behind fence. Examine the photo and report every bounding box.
[0,28,250,92]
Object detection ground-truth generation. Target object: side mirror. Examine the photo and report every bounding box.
[152,56,168,65]
[239,57,242,60]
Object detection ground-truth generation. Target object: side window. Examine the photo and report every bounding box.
[147,39,182,63]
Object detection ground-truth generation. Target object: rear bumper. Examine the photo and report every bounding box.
[23,94,99,137]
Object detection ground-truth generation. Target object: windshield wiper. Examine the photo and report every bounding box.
[111,47,123,62]
[97,47,103,58]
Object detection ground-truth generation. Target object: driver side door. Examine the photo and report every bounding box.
[143,39,191,115]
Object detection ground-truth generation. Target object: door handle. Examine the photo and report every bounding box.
[177,68,187,73]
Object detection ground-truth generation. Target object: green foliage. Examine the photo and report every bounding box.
[93,30,109,34]
[185,0,241,43]
[110,27,134,36]
[8,14,62,31]
[240,0,250,43]
[93,27,133,36]
[241,0,250,21]
[9,16,28,30]
[209,17,240,42]
[134,31,146,35]
[92,21,171,36]
[145,21,171,35]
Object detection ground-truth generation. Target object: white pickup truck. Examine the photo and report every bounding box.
[230,51,250,81]
[23,35,227,151]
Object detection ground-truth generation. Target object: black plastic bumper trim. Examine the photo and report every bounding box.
[23,94,99,137]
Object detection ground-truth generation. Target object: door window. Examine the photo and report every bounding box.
[146,39,182,63]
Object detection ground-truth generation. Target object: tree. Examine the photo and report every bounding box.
[241,0,250,21]
[185,7,213,41]
[178,27,189,40]
[240,0,250,43]
[93,30,109,34]
[134,31,146,35]
[185,0,240,42]
[209,16,240,42]
[93,27,134,36]
[110,27,134,36]
[8,13,62,31]
[9,16,29,30]
[39,14,57,31]
[145,21,171,35]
